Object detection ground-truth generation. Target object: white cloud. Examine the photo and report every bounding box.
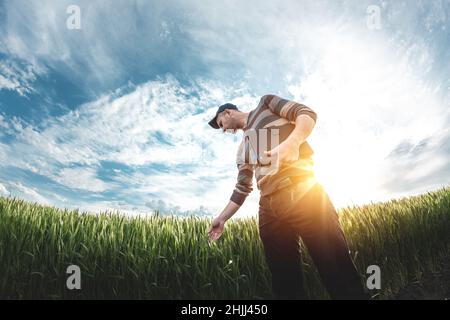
[0,76,260,214]
[0,75,19,90]
[10,182,51,205]
[0,182,10,196]
[6,75,255,168]
[52,167,109,192]
[0,60,42,95]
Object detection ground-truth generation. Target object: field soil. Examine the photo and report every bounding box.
[395,256,450,300]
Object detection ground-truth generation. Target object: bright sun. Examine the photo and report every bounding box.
[313,150,381,210]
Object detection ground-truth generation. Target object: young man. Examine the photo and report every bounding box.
[207,94,368,300]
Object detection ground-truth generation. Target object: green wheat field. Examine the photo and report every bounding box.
[0,186,449,299]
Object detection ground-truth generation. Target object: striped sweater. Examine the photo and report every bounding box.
[230,94,318,206]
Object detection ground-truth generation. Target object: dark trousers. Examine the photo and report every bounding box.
[258,181,368,300]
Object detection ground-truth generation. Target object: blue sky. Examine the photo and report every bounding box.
[0,0,449,217]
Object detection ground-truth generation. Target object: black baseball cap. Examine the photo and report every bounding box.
[208,103,238,129]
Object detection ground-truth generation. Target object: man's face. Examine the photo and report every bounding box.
[216,109,239,133]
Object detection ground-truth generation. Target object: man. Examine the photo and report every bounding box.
[207,94,368,300]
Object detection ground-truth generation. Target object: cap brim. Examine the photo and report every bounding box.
[208,117,220,129]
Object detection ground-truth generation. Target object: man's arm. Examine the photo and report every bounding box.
[217,201,241,221]
[208,161,254,241]
[285,114,316,147]
[208,200,241,242]
[263,94,317,123]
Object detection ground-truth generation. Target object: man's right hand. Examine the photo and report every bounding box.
[208,217,226,242]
